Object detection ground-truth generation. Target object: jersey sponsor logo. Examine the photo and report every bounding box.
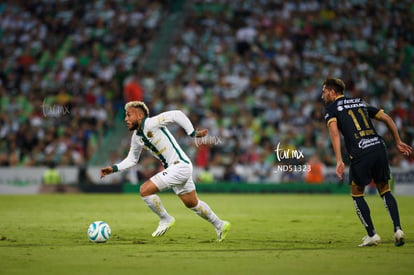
[343,98,361,104]
[338,102,365,111]
[336,98,365,111]
[358,137,381,149]
[344,102,365,109]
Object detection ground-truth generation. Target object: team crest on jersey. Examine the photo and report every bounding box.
[147,131,153,138]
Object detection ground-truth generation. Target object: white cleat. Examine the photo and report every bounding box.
[152,217,175,237]
[215,221,231,242]
[394,229,405,247]
[358,234,381,247]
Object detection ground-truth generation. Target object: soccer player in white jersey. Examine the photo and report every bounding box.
[100,101,230,241]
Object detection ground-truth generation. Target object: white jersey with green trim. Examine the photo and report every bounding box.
[115,110,195,171]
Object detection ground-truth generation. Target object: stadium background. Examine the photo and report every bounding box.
[0,0,413,194]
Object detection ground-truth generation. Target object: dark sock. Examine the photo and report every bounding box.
[352,196,376,237]
[381,191,402,232]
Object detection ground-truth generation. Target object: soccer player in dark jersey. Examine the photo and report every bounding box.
[321,77,412,247]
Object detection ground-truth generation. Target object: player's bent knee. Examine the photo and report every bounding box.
[351,186,365,196]
[179,191,198,208]
[139,186,147,197]
[181,196,198,208]
[184,200,197,208]
[376,182,390,196]
[139,181,158,197]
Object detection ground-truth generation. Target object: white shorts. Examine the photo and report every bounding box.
[150,161,196,195]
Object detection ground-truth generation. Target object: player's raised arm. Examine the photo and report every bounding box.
[149,110,205,138]
[374,111,413,156]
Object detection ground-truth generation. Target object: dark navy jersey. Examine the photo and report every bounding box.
[324,95,385,159]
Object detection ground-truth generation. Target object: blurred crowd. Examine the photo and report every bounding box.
[1,0,413,183]
[0,0,166,167]
[142,0,414,182]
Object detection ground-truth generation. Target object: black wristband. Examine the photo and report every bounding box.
[111,165,118,172]
[190,130,196,137]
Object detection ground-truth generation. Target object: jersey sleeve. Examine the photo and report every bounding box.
[115,132,142,171]
[366,105,383,119]
[324,106,337,127]
[147,110,196,136]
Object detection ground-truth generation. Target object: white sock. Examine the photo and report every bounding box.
[142,195,173,222]
[191,200,223,229]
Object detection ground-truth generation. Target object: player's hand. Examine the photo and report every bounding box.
[195,129,208,138]
[397,141,413,157]
[336,161,345,180]
[100,166,114,178]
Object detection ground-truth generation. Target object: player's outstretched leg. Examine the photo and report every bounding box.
[215,220,231,243]
[380,190,405,246]
[352,196,380,247]
[190,200,231,242]
[142,194,175,237]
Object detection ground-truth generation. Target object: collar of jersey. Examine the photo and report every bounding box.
[136,117,147,136]
[335,95,345,100]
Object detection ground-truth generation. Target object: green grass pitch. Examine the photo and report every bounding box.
[0,193,413,275]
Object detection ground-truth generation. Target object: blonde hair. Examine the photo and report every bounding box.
[125,101,149,117]
[322,78,345,94]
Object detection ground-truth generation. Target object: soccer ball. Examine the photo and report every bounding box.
[87,221,111,243]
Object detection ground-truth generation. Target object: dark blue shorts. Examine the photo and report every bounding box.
[349,146,390,186]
